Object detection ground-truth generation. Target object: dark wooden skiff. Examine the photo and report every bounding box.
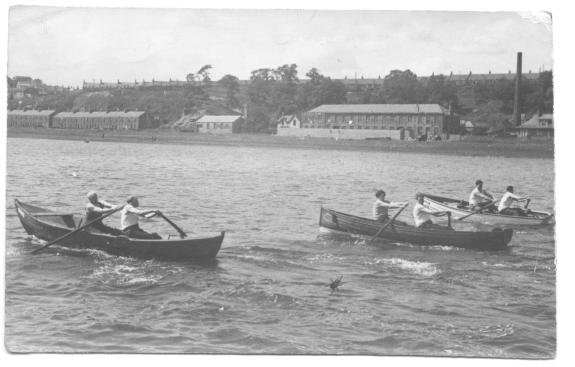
[422,193,554,226]
[15,199,224,261]
[319,207,513,250]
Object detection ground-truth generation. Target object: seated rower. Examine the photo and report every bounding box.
[85,191,123,235]
[372,189,408,225]
[120,196,162,239]
[413,193,453,229]
[469,179,496,212]
[498,186,530,216]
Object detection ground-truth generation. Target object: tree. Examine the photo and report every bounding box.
[197,64,212,83]
[186,64,213,83]
[539,71,553,113]
[218,74,240,109]
[381,69,423,103]
[272,81,299,115]
[425,74,459,110]
[250,68,275,81]
[306,68,325,84]
[537,71,553,113]
[245,103,273,133]
[274,64,299,82]
[310,79,347,107]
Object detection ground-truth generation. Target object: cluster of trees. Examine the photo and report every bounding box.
[353,70,459,107]
[242,65,347,132]
[186,64,213,84]
[472,71,553,116]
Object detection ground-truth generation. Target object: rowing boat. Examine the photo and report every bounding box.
[15,199,224,261]
[319,207,513,250]
[422,194,554,226]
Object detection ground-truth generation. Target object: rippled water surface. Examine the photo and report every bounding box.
[5,137,555,357]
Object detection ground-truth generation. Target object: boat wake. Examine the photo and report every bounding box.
[86,257,184,288]
[368,257,441,277]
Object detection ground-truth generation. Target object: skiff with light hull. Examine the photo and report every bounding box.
[422,194,554,227]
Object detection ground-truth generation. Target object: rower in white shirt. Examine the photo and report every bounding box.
[469,180,496,212]
[498,186,530,216]
[372,190,408,224]
[413,193,452,229]
[120,196,162,239]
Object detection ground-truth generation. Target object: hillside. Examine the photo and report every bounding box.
[7,69,553,133]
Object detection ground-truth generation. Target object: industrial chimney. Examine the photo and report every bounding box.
[513,52,522,126]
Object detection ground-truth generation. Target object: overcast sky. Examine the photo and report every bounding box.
[8,6,553,86]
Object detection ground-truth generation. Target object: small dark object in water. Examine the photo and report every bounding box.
[329,275,344,292]
[84,139,90,143]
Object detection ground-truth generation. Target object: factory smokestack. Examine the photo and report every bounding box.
[513,52,523,126]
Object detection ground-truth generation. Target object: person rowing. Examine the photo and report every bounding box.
[413,193,453,229]
[120,196,162,239]
[498,186,531,216]
[84,191,123,235]
[469,180,496,212]
[372,189,408,225]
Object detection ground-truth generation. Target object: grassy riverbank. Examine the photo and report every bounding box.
[7,128,554,159]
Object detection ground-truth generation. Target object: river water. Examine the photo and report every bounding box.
[4,137,555,357]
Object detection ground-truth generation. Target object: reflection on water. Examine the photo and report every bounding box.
[5,138,555,357]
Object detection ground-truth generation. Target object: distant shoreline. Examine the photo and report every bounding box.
[7,128,554,159]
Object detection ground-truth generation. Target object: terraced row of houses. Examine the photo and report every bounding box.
[78,70,545,92]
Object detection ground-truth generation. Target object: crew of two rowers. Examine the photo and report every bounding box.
[372,180,531,228]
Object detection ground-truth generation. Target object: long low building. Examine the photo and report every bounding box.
[7,109,56,128]
[51,111,152,130]
[7,109,152,130]
[301,104,452,139]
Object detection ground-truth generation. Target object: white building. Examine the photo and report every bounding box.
[277,114,301,129]
[195,115,243,134]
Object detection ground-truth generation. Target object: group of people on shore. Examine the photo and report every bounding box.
[372,179,531,229]
[85,191,161,239]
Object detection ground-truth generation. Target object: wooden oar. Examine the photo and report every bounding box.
[367,204,408,244]
[457,200,497,221]
[156,211,187,238]
[32,205,125,254]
